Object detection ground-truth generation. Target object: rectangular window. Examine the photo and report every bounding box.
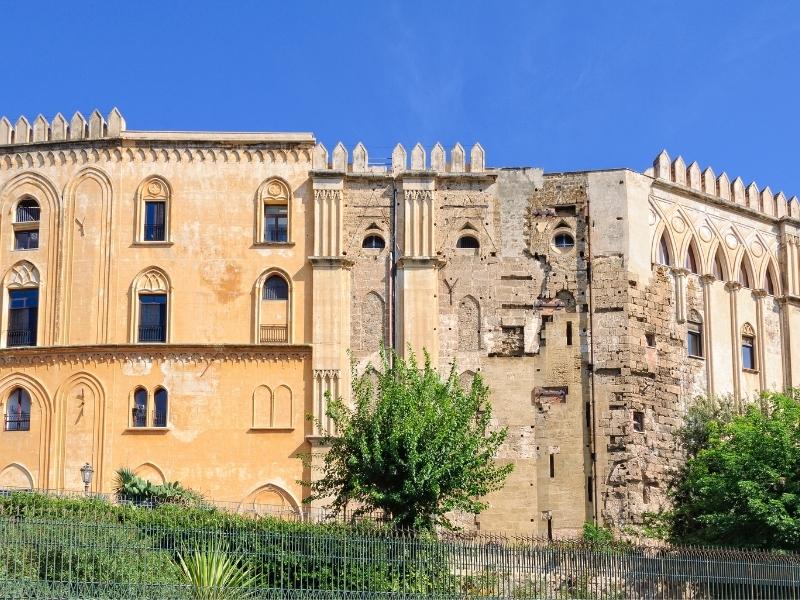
[645,332,656,347]
[138,294,167,343]
[7,289,38,347]
[587,476,593,503]
[14,229,39,250]
[687,322,703,358]
[566,321,573,346]
[144,201,166,241]
[742,336,756,370]
[549,454,555,478]
[264,204,288,242]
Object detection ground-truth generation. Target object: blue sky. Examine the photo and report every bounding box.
[1,1,799,194]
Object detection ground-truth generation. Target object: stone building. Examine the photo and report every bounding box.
[0,109,798,535]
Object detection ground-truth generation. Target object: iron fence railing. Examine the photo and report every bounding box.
[144,223,165,241]
[138,325,166,343]
[7,328,35,347]
[0,490,798,598]
[260,324,288,343]
[3,411,30,431]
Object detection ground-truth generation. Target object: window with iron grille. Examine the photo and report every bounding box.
[8,289,38,347]
[153,388,168,427]
[263,275,289,301]
[144,201,166,241]
[4,387,31,431]
[132,388,147,427]
[138,294,167,342]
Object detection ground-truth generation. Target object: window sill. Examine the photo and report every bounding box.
[132,241,174,247]
[12,247,39,252]
[688,354,705,361]
[124,427,170,433]
[253,241,295,248]
[249,427,294,432]
[742,368,759,374]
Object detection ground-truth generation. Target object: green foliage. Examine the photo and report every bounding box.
[177,542,258,599]
[307,347,513,530]
[581,522,614,546]
[0,491,454,596]
[671,390,800,550]
[114,467,204,506]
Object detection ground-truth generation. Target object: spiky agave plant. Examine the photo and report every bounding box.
[176,542,258,599]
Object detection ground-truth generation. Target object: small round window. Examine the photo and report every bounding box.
[456,235,480,249]
[553,232,575,251]
[362,235,386,249]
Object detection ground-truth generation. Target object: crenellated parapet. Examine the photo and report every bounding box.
[646,150,800,221]
[0,108,125,145]
[312,141,486,174]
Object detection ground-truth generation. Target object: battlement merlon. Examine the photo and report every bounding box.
[645,149,800,221]
[312,141,487,175]
[0,109,315,148]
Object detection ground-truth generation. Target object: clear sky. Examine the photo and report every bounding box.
[1,1,799,194]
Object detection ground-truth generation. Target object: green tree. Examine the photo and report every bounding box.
[307,348,512,530]
[671,390,800,550]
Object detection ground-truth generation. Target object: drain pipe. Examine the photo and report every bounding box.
[585,192,600,524]
[388,179,398,364]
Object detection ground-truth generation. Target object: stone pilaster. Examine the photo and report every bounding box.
[699,274,716,396]
[725,281,742,399]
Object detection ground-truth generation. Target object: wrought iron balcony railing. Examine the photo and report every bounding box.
[4,411,30,431]
[143,224,166,241]
[152,411,167,428]
[138,325,166,343]
[131,408,147,428]
[7,329,36,347]
[15,206,40,223]
[260,325,288,343]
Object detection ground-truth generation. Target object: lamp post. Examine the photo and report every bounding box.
[80,462,94,496]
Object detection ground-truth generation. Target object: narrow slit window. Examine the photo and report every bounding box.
[549,454,555,478]
[633,411,645,433]
[566,321,573,346]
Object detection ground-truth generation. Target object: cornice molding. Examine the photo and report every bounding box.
[0,344,311,367]
[0,144,314,173]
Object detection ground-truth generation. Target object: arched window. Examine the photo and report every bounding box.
[259,273,290,343]
[4,388,31,431]
[13,197,40,250]
[553,232,575,250]
[741,323,757,371]
[4,261,40,348]
[712,249,725,280]
[131,268,170,344]
[657,233,671,266]
[362,235,386,249]
[153,388,168,428]
[738,257,753,289]
[765,268,777,296]
[136,178,170,243]
[456,235,480,249]
[258,178,291,243]
[132,387,147,427]
[263,275,289,300]
[15,198,40,223]
[685,243,699,274]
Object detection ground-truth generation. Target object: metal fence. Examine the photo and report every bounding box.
[0,491,799,599]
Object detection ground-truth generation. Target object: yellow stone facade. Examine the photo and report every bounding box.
[1,110,799,535]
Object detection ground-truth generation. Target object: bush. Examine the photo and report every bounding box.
[0,491,455,596]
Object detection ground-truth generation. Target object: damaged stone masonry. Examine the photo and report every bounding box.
[1,110,799,537]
